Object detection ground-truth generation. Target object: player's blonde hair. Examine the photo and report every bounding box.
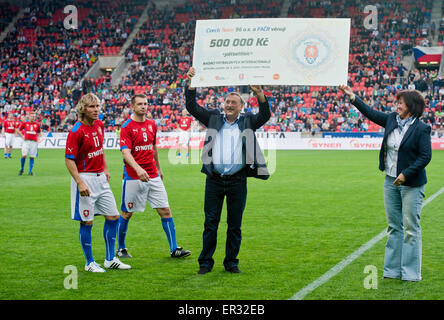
[76,93,101,120]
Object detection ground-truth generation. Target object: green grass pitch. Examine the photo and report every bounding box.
[0,148,443,300]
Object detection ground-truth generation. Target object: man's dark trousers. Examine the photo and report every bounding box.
[198,173,247,271]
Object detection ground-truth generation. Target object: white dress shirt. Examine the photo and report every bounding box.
[385,118,416,177]
[212,114,245,176]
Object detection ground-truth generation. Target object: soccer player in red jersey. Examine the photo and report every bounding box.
[65,93,131,272]
[117,94,190,259]
[16,112,41,175]
[2,113,19,159]
[177,109,193,158]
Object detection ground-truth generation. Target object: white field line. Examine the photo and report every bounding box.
[289,187,444,300]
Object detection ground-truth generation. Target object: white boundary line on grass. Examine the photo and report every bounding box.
[289,186,444,300]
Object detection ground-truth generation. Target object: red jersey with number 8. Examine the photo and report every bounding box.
[120,118,158,180]
[65,120,105,173]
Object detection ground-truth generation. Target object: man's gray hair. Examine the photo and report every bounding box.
[226,92,245,106]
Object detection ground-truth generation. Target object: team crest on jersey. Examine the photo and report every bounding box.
[147,125,153,132]
[97,127,102,136]
[83,210,90,217]
[128,202,134,209]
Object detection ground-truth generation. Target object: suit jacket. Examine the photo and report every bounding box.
[352,96,432,187]
[185,88,271,180]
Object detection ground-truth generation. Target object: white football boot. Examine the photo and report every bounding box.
[104,257,131,270]
[85,261,106,273]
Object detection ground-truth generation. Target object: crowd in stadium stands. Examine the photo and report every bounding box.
[1,0,444,137]
[0,0,145,130]
[0,2,19,34]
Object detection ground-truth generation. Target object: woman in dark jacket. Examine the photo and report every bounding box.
[339,85,432,281]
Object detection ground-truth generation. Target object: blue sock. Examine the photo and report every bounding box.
[20,157,26,171]
[161,217,178,253]
[103,219,118,261]
[29,158,34,173]
[117,216,129,250]
[8,153,11,158]
[79,224,94,265]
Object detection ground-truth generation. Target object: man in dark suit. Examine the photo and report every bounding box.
[185,67,271,274]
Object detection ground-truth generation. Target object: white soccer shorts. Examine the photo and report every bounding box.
[71,172,120,222]
[5,133,15,147]
[121,176,169,212]
[178,131,190,146]
[21,140,38,158]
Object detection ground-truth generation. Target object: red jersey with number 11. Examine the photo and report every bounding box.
[65,120,105,173]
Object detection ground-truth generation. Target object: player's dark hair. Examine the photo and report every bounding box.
[131,94,148,105]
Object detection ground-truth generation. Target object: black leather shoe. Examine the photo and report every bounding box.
[226,266,242,274]
[197,267,211,275]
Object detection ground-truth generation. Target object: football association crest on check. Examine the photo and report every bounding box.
[304,43,318,64]
[83,210,90,217]
[287,32,333,71]
[128,202,134,209]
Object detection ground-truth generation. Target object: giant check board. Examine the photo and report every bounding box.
[191,18,350,87]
